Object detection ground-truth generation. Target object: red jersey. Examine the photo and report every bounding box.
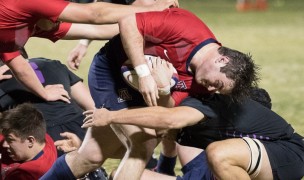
[0,0,71,62]
[0,134,57,180]
[136,8,222,105]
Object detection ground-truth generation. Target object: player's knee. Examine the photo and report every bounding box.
[206,142,229,171]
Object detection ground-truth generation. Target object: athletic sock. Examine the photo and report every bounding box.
[156,153,177,176]
[40,154,75,180]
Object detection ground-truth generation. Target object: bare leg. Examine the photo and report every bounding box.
[140,169,176,180]
[112,123,160,180]
[177,144,203,167]
[66,126,125,178]
[206,138,273,180]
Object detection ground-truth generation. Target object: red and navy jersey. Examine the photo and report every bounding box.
[0,0,71,62]
[136,8,221,105]
[104,8,221,105]
[0,134,57,180]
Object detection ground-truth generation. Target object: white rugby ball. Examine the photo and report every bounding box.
[121,55,179,91]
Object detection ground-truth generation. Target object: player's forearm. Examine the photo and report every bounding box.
[119,14,146,67]
[7,57,47,100]
[70,82,95,110]
[109,106,185,129]
[60,2,150,24]
[64,23,119,40]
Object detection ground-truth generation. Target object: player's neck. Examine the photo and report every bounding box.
[190,43,220,70]
[25,142,46,162]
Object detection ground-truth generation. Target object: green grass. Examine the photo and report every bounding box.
[25,0,304,177]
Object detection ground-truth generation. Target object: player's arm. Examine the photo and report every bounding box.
[58,0,178,24]
[119,14,158,106]
[150,57,176,108]
[5,56,71,103]
[65,23,119,70]
[70,81,95,110]
[82,105,204,129]
[0,64,12,80]
[63,23,119,40]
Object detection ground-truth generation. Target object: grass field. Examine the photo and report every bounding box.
[25,0,304,177]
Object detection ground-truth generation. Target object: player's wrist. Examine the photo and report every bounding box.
[79,39,90,47]
[158,85,171,96]
[134,64,151,78]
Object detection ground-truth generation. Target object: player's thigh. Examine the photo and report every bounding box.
[177,144,203,166]
[207,138,272,180]
[78,126,125,163]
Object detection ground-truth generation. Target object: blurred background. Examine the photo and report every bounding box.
[25,0,304,175]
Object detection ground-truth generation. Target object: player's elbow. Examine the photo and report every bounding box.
[161,111,185,129]
[118,14,135,32]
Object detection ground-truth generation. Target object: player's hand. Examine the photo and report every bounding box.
[45,84,71,103]
[150,57,173,89]
[67,42,88,70]
[82,108,111,128]
[152,0,179,11]
[54,132,82,153]
[138,75,159,106]
[0,65,12,81]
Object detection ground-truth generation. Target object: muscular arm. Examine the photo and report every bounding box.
[70,81,95,110]
[59,1,178,24]
[5,56,70,102]
[83,106,204,129]
[119,14,158,106]
[63,23,119,40]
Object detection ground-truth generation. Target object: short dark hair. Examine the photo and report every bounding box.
[218,46,260,102]
[249,87,272,109]
[0,103,46,144]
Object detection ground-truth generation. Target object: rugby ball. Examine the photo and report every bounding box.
[121,55,179,91]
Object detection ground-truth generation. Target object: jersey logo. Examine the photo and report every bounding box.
[174,81,187,90]
[30,62,45,83]
[163,49,171,61]
[117,88,132,103]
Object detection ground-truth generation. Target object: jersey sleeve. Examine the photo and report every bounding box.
[32,22,72,42]
[67,68,83,86]
[19,0,69,23]
[51,60,83,86]
[179,97,217,118]
[0,52,21,63]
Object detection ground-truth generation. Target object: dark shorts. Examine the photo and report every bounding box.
[176,151,214,180]
[47,119,86,157]
[264,133,304,180]
[88,48,146,110]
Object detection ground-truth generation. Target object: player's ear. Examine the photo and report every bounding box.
[27,136,36,148]
[215,56,229,64]
[215,56,229,66]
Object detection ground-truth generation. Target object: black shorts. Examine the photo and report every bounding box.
[263,133,304,180]
[47,120,86,157]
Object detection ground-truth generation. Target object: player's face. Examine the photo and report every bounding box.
[195,57,234,94]
[2,133,31,161]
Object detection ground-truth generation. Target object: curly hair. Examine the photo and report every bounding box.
[218,46,260,102]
